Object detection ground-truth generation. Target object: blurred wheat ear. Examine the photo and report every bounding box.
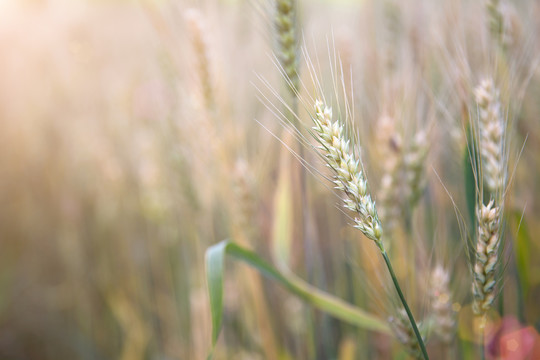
[471,78,507,319]
[275,0,299,104]
[429,265,456,346]
[184,8,215,112]
[389,308,426,360]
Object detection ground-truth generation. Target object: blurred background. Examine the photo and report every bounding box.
[1,0,540,359]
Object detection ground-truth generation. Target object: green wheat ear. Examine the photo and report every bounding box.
[275,0,299,98]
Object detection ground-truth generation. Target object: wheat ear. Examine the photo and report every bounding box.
[377,115,402,235]
[232,159,256,232]
[185,9,215,111]
[486,0,520,50]
[312,101,383,242]
[404,130,428,207]
[311,100,429,360]
[275,0,299,98]
[389,309,425,360]
[472,79,506,317]
[377,123,428,235]
[430,265,456,344]
[486,0,504,43]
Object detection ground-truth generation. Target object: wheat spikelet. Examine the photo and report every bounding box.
[389,309,424,360]
[312,100,383,243]
[429,265,456,344]
[472,200,501,316]
[474,78,505,195]
[275,0,299,96]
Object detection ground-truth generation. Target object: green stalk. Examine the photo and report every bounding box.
[480,325,486,360]
[378,242,429,360]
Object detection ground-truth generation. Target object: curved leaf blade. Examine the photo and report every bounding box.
[205,239,390,358]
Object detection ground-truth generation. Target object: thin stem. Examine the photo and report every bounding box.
[404,211,416,308]
[480,319,486,360]
[378,242,430,360]
[481,341,485,360]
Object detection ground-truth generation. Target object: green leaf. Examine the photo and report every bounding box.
[205,240,390,358]
[513,212,530,295]
[464,132,477,232]
[511,210,530,323]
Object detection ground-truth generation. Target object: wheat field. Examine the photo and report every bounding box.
[1,0,540,359]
